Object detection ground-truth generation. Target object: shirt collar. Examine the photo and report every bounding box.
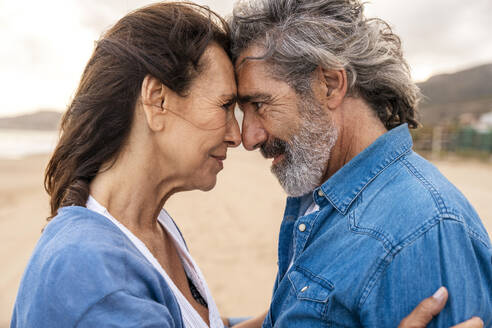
[316,123,413,215]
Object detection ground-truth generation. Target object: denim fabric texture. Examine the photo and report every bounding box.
[11,206,185,328]
[263,124,492,328]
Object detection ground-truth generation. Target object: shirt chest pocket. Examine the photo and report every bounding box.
[287,268,334,320]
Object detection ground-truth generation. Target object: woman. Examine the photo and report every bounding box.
[11,2,240,327]
[10,2,481,328]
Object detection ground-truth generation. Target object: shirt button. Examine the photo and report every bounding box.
[301,286,309,292]
[298,223,306,232]
[318,189,325,197]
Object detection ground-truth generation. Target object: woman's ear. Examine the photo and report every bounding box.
[141,74,167,132]
[314,67,348,111]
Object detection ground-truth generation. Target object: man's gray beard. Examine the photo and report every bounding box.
[272,98,338,197]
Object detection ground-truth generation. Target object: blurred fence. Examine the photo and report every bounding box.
[412,125,492,159]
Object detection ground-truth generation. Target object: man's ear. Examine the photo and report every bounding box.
[315,67,348,111]
[141,74,167,132]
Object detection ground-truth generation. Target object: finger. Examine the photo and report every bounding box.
[451,317,484,328]
[398,287,448,328]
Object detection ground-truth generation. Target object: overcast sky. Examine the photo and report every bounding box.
[1,0,491,116]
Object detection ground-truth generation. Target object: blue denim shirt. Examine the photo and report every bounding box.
[264,124,492,328]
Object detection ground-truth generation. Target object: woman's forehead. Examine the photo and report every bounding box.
[188,44,235,91]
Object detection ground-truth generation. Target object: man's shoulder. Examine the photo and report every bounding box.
[353,151,489,248]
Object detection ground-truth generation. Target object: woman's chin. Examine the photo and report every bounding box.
[201,183,216,192]
[195,175,218,192]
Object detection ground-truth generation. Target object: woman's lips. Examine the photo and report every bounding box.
[216,158,224,169]
[211,155,226,169]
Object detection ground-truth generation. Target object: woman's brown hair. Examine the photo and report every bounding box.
[45,2,230,219]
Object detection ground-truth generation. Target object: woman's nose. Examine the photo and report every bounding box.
[225,115,242,148]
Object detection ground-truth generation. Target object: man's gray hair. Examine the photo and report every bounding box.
[229,0,420,129]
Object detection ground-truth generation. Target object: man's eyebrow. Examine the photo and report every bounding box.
[238,93,273,104]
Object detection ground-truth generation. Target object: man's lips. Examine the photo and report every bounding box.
[272,153,285,165]
[260,137,287,164]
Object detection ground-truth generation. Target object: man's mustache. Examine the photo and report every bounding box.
[260,138,287,159]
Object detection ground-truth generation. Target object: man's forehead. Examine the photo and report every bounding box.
[235,45,277,99]
[236,65,273,101]
[234,44,268,70]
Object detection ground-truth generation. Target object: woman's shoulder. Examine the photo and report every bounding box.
[37,206,130,265]
[17,206,132,299]
[12,206,180,327]
[32,206,161,285]
[45,205,120,238]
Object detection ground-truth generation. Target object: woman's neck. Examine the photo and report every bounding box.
[89,150,183,234]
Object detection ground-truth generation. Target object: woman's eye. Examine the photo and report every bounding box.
[222,101,235,110]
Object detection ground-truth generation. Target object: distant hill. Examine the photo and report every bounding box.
[417,63,492,125]
[0,110,62,131]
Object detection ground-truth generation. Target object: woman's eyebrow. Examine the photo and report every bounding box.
[220,94,238,103]
[238,93,273,104]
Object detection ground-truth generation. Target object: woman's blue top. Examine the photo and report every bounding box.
[11,206,185,328]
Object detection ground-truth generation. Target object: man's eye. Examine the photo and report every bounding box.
[253,102,264,111]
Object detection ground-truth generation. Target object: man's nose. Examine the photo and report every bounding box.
[241,111,267,151]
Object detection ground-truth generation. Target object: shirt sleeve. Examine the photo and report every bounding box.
[76,289,179,328]
[359,218,492,327]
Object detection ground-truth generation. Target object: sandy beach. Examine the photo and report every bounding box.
[0,149,491,326]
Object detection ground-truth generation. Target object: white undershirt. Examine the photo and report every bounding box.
[287,200,320,271]
[86,196,223,328]
[304,201,320,217]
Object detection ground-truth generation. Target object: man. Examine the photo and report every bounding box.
[229,0,491,327]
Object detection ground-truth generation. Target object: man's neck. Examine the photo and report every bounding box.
[322,98,387,182]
